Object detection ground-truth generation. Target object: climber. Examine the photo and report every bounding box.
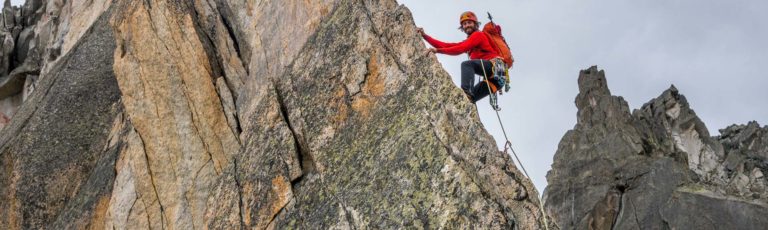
[417,11,505,103]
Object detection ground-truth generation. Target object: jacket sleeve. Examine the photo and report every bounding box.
[436,32,484,55]
[422,34,457,48]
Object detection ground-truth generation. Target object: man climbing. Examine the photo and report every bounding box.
[417,11,505,103]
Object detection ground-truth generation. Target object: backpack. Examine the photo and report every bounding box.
[482,22,514,68]
[481,19,514,111]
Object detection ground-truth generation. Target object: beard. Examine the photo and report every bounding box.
[463,26,476,35]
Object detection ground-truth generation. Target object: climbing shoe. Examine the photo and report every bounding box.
[463,89,475,103]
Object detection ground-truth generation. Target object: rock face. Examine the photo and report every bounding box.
[0,0,113,129]
[0,0,41,128]
[544,66,768,229]
[0,2,122,229]
[0,0,550,229]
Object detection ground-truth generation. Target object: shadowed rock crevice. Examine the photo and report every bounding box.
[216,8,242,64]
[273,82,316,182]
[610,184,626,230]
[230,158,246,228]
[208,0,255,73]
[133,127,167,227]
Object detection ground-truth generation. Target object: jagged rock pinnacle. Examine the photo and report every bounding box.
[546,66,768,229]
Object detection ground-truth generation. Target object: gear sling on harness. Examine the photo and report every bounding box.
[480,58,507,111]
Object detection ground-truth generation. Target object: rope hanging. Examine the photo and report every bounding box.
[480,60,550,230]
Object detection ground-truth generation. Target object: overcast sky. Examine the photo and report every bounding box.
[399,0,767,192]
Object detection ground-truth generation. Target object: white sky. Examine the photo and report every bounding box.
[399,0,768,192]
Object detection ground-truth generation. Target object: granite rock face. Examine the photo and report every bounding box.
[0,0,41,128]
[0,0,113,129]
[0,0,550,229]
[0,6,122,230]
[544,66,768,230]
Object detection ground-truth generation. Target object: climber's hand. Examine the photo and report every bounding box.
[416,27,425,36]
[424,48,437,56]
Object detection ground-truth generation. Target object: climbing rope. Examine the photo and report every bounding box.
[480,60,550,230]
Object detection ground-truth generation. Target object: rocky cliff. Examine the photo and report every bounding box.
[0,0,550,229]
[545,66,768,229]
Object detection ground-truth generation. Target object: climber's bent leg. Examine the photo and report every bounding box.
[470,81,492,103]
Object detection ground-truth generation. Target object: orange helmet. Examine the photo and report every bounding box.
[459,11,478,24]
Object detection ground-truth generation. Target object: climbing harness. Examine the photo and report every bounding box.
[479,58,507,111]
[479,60,551,230]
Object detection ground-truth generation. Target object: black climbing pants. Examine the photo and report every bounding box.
[461,59,494,102]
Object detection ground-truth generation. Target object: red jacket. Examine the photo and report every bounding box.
[423,31,500,60]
